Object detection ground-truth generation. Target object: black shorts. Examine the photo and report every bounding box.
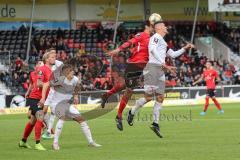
[124,63,146,89]
[26,98,41,116]
[206,89,216,98]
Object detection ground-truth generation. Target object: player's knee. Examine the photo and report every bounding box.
[27,111,31,119]
[74,116,85,123]
[36,110,44,121]
[29,116,36,125]
[156,95,164,103]
[125,89,133,97]
[144,94,153,102]
[43,106,48,114]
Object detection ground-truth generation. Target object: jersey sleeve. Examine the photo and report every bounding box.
[167,48,185,58]
[119,33,140,51]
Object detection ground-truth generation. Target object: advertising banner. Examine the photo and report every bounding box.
[208,0,240,12]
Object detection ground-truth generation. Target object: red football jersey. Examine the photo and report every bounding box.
[119,32,150,63]
[29,70,42,99]
[203,69,218,89]
[29,65,52,99]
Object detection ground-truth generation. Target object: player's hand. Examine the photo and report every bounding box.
[106,48,120,56]
[183,43,194,50]
[25,92,29,98]
[192,82,196,86]
[73,95,79,105]
[164,66,177,76]
[38,98,45,108]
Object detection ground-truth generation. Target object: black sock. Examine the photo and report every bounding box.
[36,140,40,144]
[22,138,27,143]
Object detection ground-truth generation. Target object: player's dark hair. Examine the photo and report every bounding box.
[62,64,74,72]
[143,20,151,27]
[154,20,164,26]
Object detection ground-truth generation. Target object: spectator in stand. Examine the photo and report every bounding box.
[15,57,23,71]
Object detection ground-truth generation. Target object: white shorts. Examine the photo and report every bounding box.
[55,99,81,120]
[44,88,55,106]
[144,63,165,95]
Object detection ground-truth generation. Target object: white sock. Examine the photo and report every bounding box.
[153,101,162,124]
[80,121,94,144]
[47,113,55,134]
[54,119,64,144]
[131,98,147,115]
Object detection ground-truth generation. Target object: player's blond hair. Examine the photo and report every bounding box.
[42,48,56,63]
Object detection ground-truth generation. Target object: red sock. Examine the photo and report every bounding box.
[23,122,35,141]
[107,83,124,97]
[212,98,222,110]
[35,120,43,142]
[117,95,129,119]
[203,97,209,112]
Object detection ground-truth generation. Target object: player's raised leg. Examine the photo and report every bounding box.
[127,95,150,126]
[150,94,164,138]
[101,83,125,108]
[115,88,132,131]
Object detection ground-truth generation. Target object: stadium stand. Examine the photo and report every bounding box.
[0,22,239,94]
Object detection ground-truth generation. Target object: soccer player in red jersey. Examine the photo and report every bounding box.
[25,60,44,119]
[101,21,153,131]
[193,61,224,115]
[19,49,56,150]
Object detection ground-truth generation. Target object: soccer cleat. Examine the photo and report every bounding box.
[42,132,54,139]
[200,111,206,116]
[115,116,123,131]
[100,93,108,108]
[89,142,102,147]
[127,110,134,126]
[19,141,31,149]
[35,143,46,151]
[52,142,60,150]
[150,123,163,138]
[217,109,224,114]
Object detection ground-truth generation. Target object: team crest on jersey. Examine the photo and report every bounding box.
[136,33,141,37]
[154,38,159,44]
[38,71,43,75]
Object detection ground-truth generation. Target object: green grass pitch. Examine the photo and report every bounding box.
[0,103,240,160]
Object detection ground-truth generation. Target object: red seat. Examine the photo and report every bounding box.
[74,43,80,48]
[68,43,73,48]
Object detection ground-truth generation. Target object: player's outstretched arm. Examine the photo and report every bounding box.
[107,35,139,56]
[167,43,194,58]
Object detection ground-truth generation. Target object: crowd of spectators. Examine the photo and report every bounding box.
[0,21,240,94]
[213,23,240,55]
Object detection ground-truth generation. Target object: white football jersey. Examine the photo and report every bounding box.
[148,33,185,65]
[44,60,64,106]
[52,76,79,101]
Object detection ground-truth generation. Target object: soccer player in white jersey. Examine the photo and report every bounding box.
[127,20,194,137]
[51,64,101,150]
[42,59,63,139]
